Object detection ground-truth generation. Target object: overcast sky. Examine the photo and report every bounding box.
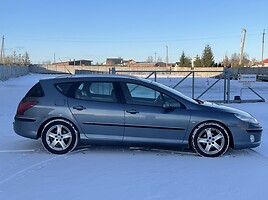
[1,0,267,64]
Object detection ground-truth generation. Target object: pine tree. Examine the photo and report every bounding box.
[202,45,214,67]
[193,55,202,68]
[179,51,192,67]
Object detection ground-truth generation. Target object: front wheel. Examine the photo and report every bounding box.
[191,122,229,157]
[41,119,79,154]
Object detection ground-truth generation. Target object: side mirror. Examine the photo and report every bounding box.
[162,102,174,111]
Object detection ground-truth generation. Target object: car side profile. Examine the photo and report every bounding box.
[13,74,263,157]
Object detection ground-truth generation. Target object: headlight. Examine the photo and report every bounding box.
[234,113,258,124]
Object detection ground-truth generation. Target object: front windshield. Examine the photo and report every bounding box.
[140,78,198,104]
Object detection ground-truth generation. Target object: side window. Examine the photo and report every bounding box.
[123,83,183,108]
[162,94,183,108]
[26,82,44,97]
[124,83,164,106]
[74,82,116,103]
[55,82,74,96]
[90,82,113,95]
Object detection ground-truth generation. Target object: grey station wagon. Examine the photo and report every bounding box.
[13,74,262,157]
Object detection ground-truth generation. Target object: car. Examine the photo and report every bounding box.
[13,74,262,157]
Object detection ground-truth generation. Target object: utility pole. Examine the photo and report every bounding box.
[262,29,265,66]
[166,45,168,68]
[0,35,5,65]
[239,28,247,66]
[154,52,157,63]
[54,53,56,63]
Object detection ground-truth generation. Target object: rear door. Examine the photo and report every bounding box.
[67,81,124,141]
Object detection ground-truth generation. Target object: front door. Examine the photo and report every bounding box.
[121,82,191,144]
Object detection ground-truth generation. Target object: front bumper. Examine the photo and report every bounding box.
[230,123,262,149]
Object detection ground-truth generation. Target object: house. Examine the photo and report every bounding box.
[105,58,123,65]
[155,62,166,67]
[263,58,268,66]
[123,59,136,66]
[53,60,92,66]
[131,62,155,67]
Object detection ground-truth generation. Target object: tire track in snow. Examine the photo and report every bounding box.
[0,155,61,186]
[0,148,89,187]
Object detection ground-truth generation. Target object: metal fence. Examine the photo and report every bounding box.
[109,67,265,104]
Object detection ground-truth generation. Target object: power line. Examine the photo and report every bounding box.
[5,33,261,44]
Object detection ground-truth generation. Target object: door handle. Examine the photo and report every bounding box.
[126,109,139,114]
[73,105,86,110]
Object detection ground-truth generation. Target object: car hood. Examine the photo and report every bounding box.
[199,101,251,116]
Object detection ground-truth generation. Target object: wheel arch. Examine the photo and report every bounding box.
[37,117,80,139]
[188,120,234,149]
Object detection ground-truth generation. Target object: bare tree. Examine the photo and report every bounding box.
[3,51,31,66]
[146,56,154,63]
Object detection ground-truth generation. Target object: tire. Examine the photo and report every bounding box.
[41,119,79,154]
[191,122,229,157]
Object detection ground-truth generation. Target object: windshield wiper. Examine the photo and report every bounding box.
[194,99,204,104]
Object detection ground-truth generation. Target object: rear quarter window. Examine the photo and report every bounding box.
[25,82,44,97]
[55,82,83,98]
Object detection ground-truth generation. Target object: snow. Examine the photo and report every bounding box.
[0,74,268,200]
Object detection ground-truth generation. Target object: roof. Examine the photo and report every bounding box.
[41,74,141,82]
[53,60,92,65]
[263,58,268,63]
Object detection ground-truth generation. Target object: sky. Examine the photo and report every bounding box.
[1,0,268,64]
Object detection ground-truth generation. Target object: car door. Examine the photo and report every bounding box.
[121,82,191,144]
[68,81,124,141]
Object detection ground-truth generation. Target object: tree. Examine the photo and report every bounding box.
[202,44,214,67]
[230,53,250,67]
[157,56,162,62]
[23,52,31,66]
[193,55,202,68]
[3,51,31,66]
[178,51,192,67]
[146,56,154,63]
[222,55,230,67]
[249,58,260,66]
[230,53,239,67]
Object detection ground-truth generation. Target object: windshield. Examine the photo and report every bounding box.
[140,78,198,104]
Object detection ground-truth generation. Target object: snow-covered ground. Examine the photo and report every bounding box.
[0,74,268,200]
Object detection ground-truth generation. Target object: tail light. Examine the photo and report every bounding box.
[17,100,38,115]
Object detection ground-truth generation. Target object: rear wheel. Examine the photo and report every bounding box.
[41,119,78,154]
[191,122,229,157]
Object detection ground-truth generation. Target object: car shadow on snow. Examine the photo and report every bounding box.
[73,144,253,158]
[2,139,255,158]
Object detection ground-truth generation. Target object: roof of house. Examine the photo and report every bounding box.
[53,59,92,65]
[263,58,268,63]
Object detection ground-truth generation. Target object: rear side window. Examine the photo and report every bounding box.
[55,82,74,96]
[25,82,44,97]
[74,82,117,103]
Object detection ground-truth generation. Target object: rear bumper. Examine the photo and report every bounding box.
[13,116,40,139]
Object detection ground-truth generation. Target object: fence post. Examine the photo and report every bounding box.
[224,69,227,102]
[111,67,116,74]
[227,67,231,103]
[192,71,195,99]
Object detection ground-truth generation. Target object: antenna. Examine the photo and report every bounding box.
[58,58,72,74]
